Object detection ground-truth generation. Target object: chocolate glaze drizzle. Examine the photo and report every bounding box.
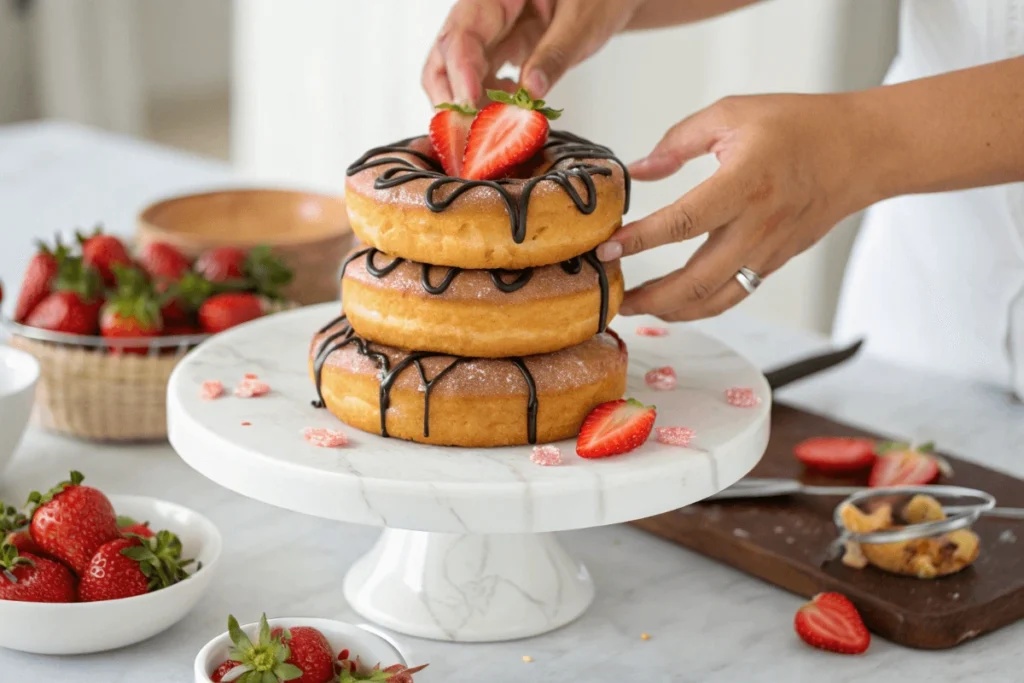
[312,315,539,443]
[345,130,631,244]
[340,246,611,334]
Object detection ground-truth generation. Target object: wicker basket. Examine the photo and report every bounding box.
[3,302,295,442]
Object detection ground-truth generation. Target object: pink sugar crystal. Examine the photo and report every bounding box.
[304,427,349,448]
[636,326,669,337]
[644,366,677,391]
[530,445,563,466]
[235,377,271,398]
[200,380,224,400]
[243,372,259,380]
[655,427,694,447]
[725,387,760,408]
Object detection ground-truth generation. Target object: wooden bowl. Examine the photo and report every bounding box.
[137,189,352,305]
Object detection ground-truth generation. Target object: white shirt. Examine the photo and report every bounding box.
[833,0,1024,396]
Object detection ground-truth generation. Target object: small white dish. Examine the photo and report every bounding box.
[0,494,222,655]
[0,345,39,476]
[194,617,417,683]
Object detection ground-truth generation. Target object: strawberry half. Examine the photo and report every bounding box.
[576,398,656,459]
[428,103,476,176]
[794,592,870,655]
[461,87,562,181]
[793,437,877,474]
[868,441,944,488]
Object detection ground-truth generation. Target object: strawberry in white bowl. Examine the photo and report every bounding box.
[195,614,428,683]
[0,471,221,654]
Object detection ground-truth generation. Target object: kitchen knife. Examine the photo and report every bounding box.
[764,339,864,391]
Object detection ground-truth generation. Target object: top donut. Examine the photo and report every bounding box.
[344,89,630,270]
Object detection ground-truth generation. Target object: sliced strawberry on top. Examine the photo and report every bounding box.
[794,592,870,655]
[461,87,562,181]
[868,441,943,487]
[576,398,656,459]
[428,102,476,176]
[793,437,878,474]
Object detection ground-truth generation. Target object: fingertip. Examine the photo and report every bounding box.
[522,69,549,99]
[596,241,622,262]
[628,155,678,181]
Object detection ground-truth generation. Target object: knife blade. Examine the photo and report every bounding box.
[764,339,864,391]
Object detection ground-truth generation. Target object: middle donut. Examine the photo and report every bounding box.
[340,246,624,358]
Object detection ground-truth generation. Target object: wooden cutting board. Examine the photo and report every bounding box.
[631,403,1024,649]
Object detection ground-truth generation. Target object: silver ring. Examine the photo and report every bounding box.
[734,266,762,294]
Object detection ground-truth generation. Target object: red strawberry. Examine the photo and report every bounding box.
[576,398,657,458]
[270,626,335,683]
[0,544,77,603]
[78,227,131,286]
[793,437,878,474]
[100,287,163,355]
[24,256,104,335]
[6,529,46,556]
[210,660,244,682]
[868,442,942,487]
[14,240,69,322]
[117,516,155,539]
[77,530,194,602]
[0,502,46,556]
[428,102,477,176]
[27,471,121,576]
[194,246,247,283]
[199,292,265,334]
[220,613,306,682]
[139,242,190,282]
[461,87,562,180]
[158,271,215,326]
[794,592,870,655]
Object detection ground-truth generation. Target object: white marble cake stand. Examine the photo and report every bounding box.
[167,304,770,642]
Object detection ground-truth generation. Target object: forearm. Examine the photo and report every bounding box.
[853,56,1024,205]
[626,0,763,30]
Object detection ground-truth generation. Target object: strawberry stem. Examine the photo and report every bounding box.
[485,87,562,119]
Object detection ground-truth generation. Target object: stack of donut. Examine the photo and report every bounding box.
[309,125,632,447]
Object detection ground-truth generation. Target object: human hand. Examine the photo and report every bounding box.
[422,0,643,106]
[597,93,879,321]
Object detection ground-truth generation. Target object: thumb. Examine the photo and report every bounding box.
[629,107,726,181]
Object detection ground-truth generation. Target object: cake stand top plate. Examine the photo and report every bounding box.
[167,304,769,534]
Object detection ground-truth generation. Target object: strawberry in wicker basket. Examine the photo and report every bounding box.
[2,229,294,441]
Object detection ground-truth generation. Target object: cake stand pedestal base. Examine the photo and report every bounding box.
[343,529,594,642]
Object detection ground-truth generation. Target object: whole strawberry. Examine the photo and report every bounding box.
[210,659,244,682]
[77,530,195,602]
[0,543,77,603]
[27,471,120,576]
[117,516,155,539]
[199,292,266,334]
[270,625,335,683]
[218,613,306,682]
[100,268,163,354]
[194,246,247,283]
[339,662,429,683]
[14,239,68,322]
[194,245,293,299]
[159,270,214,327]
[78,226,131,286]
[0,501,45,556]
[24,257,104,335]
[139,241,190,283]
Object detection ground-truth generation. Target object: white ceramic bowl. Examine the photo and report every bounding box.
[0,345,39,476]
[195,618,419,683]
[0,494,222,655]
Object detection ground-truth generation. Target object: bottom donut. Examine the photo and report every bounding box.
[309,315,628,447]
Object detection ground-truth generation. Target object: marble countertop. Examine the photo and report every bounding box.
[1,122,1021,682]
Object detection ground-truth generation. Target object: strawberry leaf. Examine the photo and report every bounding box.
[485,87,563,119]
[435,102,477,115]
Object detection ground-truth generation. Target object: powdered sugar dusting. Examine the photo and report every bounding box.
[530,445,563,466]
[644,366,677,391]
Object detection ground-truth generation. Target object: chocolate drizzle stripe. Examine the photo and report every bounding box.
[346,130,630,244]
[341,247,611,334]
[312,319,539,444]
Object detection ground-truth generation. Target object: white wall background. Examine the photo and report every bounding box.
[233,0,898,333]
[0,1,36,124]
